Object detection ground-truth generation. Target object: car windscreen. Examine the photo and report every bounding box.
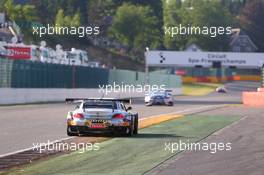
[152,91,165,96]
[83,101,116,109]
[165,92,172,97]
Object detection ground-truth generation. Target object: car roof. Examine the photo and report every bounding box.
[66,98,131,104]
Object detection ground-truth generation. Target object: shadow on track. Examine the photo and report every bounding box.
[133,133,196,139]
[76,133,196,139]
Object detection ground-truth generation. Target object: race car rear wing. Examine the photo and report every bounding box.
[65,98,131,104]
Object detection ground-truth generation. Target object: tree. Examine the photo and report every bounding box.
[190,0,234,51]
[163,0,234,51]
[29,0,87,25]
[4,0,36,22]
[87,0,117,36]
[55,9,65,27]
[0,0,7,11]
[71,11,81,27]
[220,0,247,15]
[163,0,185,49]
[55,9,80,27]
[109,3,161,56]
[22,4,37,21]
[240,0,264,51]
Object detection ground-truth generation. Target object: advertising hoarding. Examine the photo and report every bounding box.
[146,51,264,68]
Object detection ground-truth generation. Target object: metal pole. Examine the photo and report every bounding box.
[145,63,149,85]
[72,60,76,88]
[144,47,149,85]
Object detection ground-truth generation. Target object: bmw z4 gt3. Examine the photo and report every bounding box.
[66,98,138,136]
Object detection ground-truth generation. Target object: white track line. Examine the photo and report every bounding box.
[212,116,248,136]
[0,137,72,158]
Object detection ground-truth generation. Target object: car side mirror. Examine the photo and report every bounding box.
[126,106,132,111]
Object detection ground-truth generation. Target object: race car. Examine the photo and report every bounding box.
[65,98,138,136]
[145,90,174,106]
[215,86,228,93]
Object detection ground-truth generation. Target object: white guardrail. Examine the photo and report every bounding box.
[0,88,182,105]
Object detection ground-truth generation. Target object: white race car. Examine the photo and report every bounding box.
[145,90,174,106]
[66,98,138,136]
[216,86,228,93]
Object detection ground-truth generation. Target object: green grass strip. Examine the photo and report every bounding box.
[4,115,240,175]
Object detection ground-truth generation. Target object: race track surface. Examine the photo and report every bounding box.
[0,81,260,156]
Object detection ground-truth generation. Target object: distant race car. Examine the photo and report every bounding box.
[145,90,174,106]
[66,98,138,136]
[216,86,228,93]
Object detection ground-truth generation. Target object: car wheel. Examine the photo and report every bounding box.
[126,118,134,136]
[145,103,152,106]
[168,102,174,106]
[67,126,77,136]
[133,115,138,135]
[124,127,133,137]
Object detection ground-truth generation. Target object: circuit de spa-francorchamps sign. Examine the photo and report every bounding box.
[145,51,264,68]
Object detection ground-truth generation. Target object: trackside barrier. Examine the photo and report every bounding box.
[0,88,182,105]
[242,67,264,107]
[181,67,261,83]
[182,75,261,83]
[0,58,181,88]
[0,58,182,104]
[243,91,264,107]
[257,88,264,92]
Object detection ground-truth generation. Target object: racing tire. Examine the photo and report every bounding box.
[145,103,152,107]
[67,126,78,136]
[168,102,174,106]
[124,127,133,137]
[126,118,134,137]
[133,115,138,135]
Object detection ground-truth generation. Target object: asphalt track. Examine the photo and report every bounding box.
[0,81,260,157]
[3,115,240,175]
[147,106,264,175]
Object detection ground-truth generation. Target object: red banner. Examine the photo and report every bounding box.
[5,46,31,59]
[175,70,186,76]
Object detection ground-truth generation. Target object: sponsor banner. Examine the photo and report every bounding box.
[3,46,31,59]
[146,51,264,68]
[175,70,186,76]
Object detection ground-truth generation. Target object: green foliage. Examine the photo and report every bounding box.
[71,12,81,27]
[189,0,234,51]
[55,9,64,27]
[163,0,185,49]
[28,0,88,25]
[240,0,264,51]
[109,3,161,55]
[0,0,7,11]
[55,9,80,27]
[1,0,262,54]
[87,0,117,35]
[4,0,36,22]
[163,0,234,51]
[220,0,247,15]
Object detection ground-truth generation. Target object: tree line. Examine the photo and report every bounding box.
[1,0,263,57]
